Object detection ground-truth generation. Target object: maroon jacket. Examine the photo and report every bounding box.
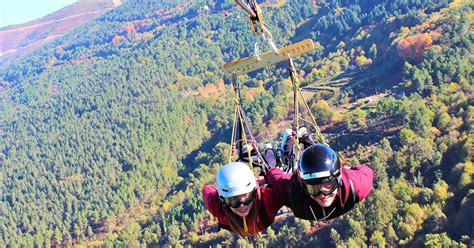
[202,184,282,233]
[266,165,374,221]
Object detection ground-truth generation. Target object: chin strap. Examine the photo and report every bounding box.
[243,216,248,233]
[308,201,337,222]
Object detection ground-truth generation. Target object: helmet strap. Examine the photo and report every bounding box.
[336,174,342,186]
[219,195,229,208]
[242,216,248,233]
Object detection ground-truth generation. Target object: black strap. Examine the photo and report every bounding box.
[258,197,271,228]
[349,179,359,204]
[231,73,268,174]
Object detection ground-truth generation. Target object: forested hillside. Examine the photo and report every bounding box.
[0,0,120,63]
[0,0,472,246]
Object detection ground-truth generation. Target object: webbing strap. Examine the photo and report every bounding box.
[349,179,358,203]
[229,72,268,173]
[288,56,328,146]
[243,216,248,233]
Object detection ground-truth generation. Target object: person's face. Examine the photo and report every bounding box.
[225,189,256,217]
[305,179,339,207]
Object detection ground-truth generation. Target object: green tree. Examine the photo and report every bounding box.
[424,205,447,233]
[433,180,449,203]
[312,100,335,125]
[385,224,398,246]
[330,228,342,247]
[370,230,386,247]
[347,219,367,245]
[364,188,397,235]
[458,161,473,188]
[424,233,460,247]
[398,203,427,243]
[436,112,452,131]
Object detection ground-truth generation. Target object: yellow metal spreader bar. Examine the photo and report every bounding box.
[224,39,314,77]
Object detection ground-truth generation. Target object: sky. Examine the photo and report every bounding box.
[0,0,77,28]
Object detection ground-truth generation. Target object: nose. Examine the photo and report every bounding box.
[236,203,249,210]
[318,193,329,199]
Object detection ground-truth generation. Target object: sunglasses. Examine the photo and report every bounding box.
[224,188,257,208]
[305,178,338,197]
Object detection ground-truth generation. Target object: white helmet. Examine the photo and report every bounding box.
[216,162,257,198]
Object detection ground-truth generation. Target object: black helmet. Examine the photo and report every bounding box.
[298,144,341,185]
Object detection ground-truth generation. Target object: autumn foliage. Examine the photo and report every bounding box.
[197,80,225,98]
[112,35,124,44]
[397,33,433,63]
[123,23,137,35]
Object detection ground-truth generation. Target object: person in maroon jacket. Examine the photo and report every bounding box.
[202,162,282,237]
[267,143,374,221]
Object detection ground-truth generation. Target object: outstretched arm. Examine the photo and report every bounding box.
[347,165,374,201]
[266,167,294,206]
[202,184,221,217]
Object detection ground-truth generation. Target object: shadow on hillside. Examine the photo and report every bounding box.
[324,119,401,154]
[172,125,233,192]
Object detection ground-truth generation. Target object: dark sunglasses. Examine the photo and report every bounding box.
[224,188,257,208]
[305,178,338,197]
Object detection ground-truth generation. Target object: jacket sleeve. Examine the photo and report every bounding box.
[261,187,283,221]
[266,167,293,206]
[202,184,221,217]
[346,165,374,201]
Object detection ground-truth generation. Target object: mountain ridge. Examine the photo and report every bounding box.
[0,0,122,63]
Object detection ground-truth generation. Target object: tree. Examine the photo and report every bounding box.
[295,218,311,234]
[371,147,389,188]
[236,237,252,248]
[390,176,415,203]
[364,189,397,235]
[53,228,63,244]
[119,222,141,245]
[436,112,452,131]
[394,137,441,184]
[353,107,367,127]
[355,55,372,69]
[399,128,418,146]
[1,0,470,246]
[165,224,181,245]
[188,232,199,244]
[407,96,434,136]
[433,180,449,203]
[330,228,342,247]
[417,187,434,205]
[347,219,367,245]
[370,231,386,247]
[369,43,377,59]
[385,224,398,246]
[424,205,447,233]
[397,33,433,63]
[424,233,460,247]
[398,203,427,243]
[458,161,473,188]
[312,99,335,125]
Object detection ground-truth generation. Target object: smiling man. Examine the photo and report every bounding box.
[267,143,374,221]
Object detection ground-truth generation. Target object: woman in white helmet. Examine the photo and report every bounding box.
[202,162,282,237]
